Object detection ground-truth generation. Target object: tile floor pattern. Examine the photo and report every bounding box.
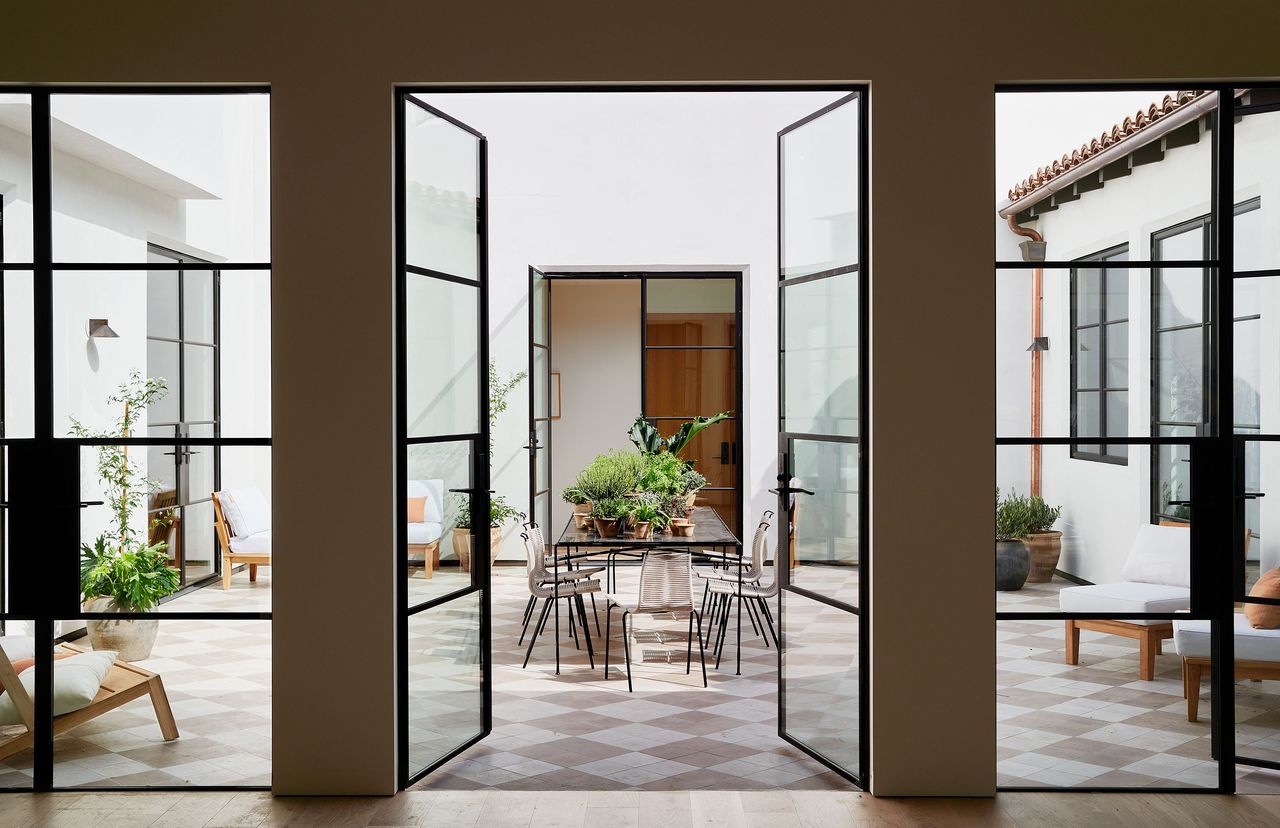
[996,578,1280,790]
[0,572,272,789]
[408,564,860,791]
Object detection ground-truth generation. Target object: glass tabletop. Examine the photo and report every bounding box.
[554,506,740,548]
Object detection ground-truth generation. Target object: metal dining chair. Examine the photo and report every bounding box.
[604,550,707,692]
[521,529,603,670]
[705,515,780,669]
[518,521,603,644]
[696,513,774,644]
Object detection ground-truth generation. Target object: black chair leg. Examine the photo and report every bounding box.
[693,609,707,687]
[604,603,614,680]
[522,598,552,669]
[686,611,694,674]
[518,594,538,646]
[758,597,779,647]
[576,594,595,668]
[744,594,762,639]
[621,611,633,692]
[589,593,601,635]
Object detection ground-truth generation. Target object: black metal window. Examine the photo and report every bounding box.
[1070,244,1129,463]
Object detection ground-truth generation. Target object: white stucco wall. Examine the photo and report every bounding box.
[996,107,1280,583]
[415,91,844,560]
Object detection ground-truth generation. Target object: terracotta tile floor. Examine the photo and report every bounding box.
[409,564,858,791]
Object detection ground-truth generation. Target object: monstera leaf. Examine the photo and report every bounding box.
[628,416,664,454]
[666,411,732,457]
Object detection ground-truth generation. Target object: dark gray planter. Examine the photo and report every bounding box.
[995,540,1030,591]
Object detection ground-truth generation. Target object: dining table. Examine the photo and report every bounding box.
[549,506,745,674]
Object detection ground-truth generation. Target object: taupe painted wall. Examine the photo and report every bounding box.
[4,0,1279,797]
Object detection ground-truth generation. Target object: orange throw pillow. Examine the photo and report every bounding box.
[407,496,429,524]
[1245,567,1280,629]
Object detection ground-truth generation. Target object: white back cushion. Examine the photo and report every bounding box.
[222,487,272,537]
[0,635,35,661]
[407,479,445,523]
[1121,524,1191,588]
[0,649,117,725]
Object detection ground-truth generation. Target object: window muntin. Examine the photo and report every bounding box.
[1071,246,1129,462]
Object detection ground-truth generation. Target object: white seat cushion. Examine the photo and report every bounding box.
[1175,614,1280,662]
[407,522,443,545]
[1059,582,1190,624]
[221,487,272,537]
[407,480,445,523]
[229,530,272,554]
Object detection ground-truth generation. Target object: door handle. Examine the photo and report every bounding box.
[720,442,729,464]
[769,486,815,497]
[448,488,495,494]
[80,501,105,508]
[1243,492,1266,500]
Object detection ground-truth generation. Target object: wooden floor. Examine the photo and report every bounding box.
[0,790,1279,827]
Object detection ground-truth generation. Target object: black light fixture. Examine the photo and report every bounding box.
[87,319,119,338]
[1026,336,1049,352]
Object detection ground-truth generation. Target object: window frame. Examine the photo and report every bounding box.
[1069,243,1130,464]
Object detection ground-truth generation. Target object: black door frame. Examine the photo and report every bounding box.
[0,84,272,794]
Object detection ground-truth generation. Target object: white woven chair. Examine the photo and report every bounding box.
[518,522,604,643]
[605,550,707,692]
[706,516,779,670]
[697,514,773,644]
[521,529,603,670]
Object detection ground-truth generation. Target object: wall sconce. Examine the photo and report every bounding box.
[1026,336,1049,352]
[87,319,119,338]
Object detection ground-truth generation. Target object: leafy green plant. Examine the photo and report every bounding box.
[678,467,707,495]
[1026,495,1062,534]
[590,497,631,521]
[453,493,521,529]
[630,501,666,526]
[995,489,1035,542]
[561,485,588,506]
[488,360,527,454]
[575,450,644,502]
[636,451,689,497]
[70,371,179,610]
[627,411,733,458]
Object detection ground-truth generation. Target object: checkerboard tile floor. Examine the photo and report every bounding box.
[409,565,859,791]
[0,573,272,789]
[998,579,1280,790]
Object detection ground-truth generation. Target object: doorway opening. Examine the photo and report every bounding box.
[397,86,867,792]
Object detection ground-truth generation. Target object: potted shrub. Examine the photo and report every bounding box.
[591,497,629,538]
[995,489,1032,592]
[1022,495,1064,583]
[452,493,519,572]
[679,468,707,514]
[71,372,180,662]
[628,499,665,539]
[562,485,592,530]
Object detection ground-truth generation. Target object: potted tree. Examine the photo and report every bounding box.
[1023,495,1064,583]
[452,493,520,572]
[995,489,1032,592]
[72,372,180,662]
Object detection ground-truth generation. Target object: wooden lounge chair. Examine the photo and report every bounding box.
[213,490,272,590]
[0,643,179,761]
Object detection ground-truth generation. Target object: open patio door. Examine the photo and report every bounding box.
[528,266,552,531]
[397,94,491,788]
[775,90,867,787]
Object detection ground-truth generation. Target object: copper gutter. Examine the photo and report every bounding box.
[1006,215,1043,496]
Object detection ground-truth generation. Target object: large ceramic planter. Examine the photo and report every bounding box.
[83,596,158,662]
[453,527,503,572]
[1023,531,1063,583]
[995,540,1031,592]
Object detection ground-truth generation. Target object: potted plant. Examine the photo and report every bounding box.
[452,493,520,572]
[71,372,180,662]
[679,468,707,514]
[562,484,592,528]
[628,496,665,540]
[1022,495,1064,583]
[591,497,629,538]
[995,489,1032,592]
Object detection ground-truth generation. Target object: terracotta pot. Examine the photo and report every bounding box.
[1023,531,1063,583]
[83,597,158,662]
[670,518,694,538]
[573,513,593,530]
[632,521,652,539]
[594,518,621,538]
[453,527,503,572]
[995,540,1030,591]
[573,502,592,515]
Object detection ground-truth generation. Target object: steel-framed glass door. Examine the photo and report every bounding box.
[396,93,491,788]
[775,90,868,787]
[528,266,551,531]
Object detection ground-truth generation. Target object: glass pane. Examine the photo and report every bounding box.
[147,443,178,507]
[1104,267,1129,322]
[1155,425,1196,523]
[1075,268,1101,326]
[406,274,479,438]
[645,279,735,346]
[146,340,181,425]
[183,269,215,344]
[1075,327,1099,389]
[53,618,271,787]
[643,348,735,419]
[407,593,483,776]
[788,438,859,603]
[535,420,550,493]
[217,270,271,439]
[660,417,735,489]
[1243,439,1262,566]
[696,487,736,538]
[1105,322,1128,388]
[781,591,859,776]
[0,618,35,788]
[1075,391,1099,440]
[181,499,215,583]
[1156,327,1204,424]
[1105,392,1128,458]
[782,273,857,437]
[146,267,179,341]
[781,96,859,278]
[0,95,34,263]
[406,440,475,606]
[188,424,216,504]
[531,270,548,346]
[50,94,270,263]
[2,270,34,438]
[404,99,479,279]
[533,346,548,420]
[996,90,1210,261]
[996,618,1216,787]
[1234,316,1261,429]
[1157,269,1205,328]
[1235,109,1278,271]
[184,344,215,422]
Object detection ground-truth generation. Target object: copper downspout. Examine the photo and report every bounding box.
[1006,215,1043,496]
